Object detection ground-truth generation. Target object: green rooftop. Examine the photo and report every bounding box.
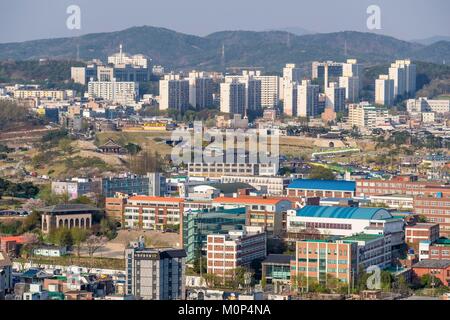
[435,238,450,246]
[342,234,384,242]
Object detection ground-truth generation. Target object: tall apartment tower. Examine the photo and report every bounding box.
[159,74,190,112]
[297,80,320,117]
[325,82,346,113]
[283,64,302,83]
[220,78,247,116]
[339,59,362,102]
[283,81,298,116]
[281,64,302,102]
[188,71,214,110]
[125,240,186,300]
[223,73,261,114]
[253,71,280,108]
[389,59,416,98]
[375,75,395,107]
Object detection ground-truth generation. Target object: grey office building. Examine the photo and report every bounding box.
[102,172,166,197]
[126,246,186,300]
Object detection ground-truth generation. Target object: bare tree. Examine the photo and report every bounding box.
[84,235,108,258]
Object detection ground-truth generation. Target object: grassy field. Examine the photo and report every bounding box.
[96,131,173,156]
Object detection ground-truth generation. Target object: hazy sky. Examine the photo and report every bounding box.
[1,0,449,43]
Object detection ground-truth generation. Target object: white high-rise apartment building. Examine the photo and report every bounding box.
[325,82,346,113]
[159,74,190,111]
[224,72,262,113]
[87,79,138,104]
[253,72,280,108]
[388,59,416,98]
[283,81,298,116]
[283,64,302,83]
[281,64,302,101]
[339,59,362,102]
[220,78,246,115]
[342,59,363,79]
[375,75,395,107]
[188,71,214,110]
[108,44,149,68]
[339,76,360,103]
[297,80,320,117]
[71,67,86,85]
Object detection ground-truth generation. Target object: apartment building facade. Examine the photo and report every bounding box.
[206,226,266,279]
[88,80,138,104]
[355,176,450,198]
[159,74,190,111]
[290,240,358,285]
[287,179,356,198]
[126,243,186,300]
[414,195,450,237]
[123,196,185,230]
[220,175,292,196]
[187,162,279,178]
[405,223,440,246]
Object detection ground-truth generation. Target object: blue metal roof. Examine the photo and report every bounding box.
[295,206,392,220]
[287,179,356,191]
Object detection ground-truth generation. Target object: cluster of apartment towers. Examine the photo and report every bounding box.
[160,59,416,119]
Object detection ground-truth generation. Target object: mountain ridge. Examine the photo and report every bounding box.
[0,25,449,72]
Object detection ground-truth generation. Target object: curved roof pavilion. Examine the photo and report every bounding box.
[294,206,393,220]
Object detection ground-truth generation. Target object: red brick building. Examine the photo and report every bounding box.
[405,223,440,246]
[105,195,128,223]
[356,176,450,198]
[207,226,266,280]
[412,260,450,286]
[414,196,450,237]
[428,238,450,260]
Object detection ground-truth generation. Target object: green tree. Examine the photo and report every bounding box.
[71,228,89,258]
[58,138,73,155]
[49,228,73,247]
[308,166,336,180]
[193,253,207,275]
[124,143,142,155]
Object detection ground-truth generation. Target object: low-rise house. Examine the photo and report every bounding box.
[412,259,450,287]
[0,251,13,299]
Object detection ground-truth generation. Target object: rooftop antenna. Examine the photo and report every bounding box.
[221,43,225,70]
[76,42,80,61]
